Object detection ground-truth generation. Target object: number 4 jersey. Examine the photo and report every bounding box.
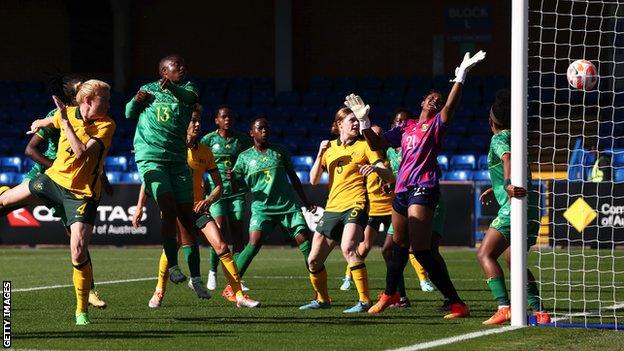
[231,143,300,215]
[125,80,199,163]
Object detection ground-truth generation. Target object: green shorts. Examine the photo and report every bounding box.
[248,210,308,242]
[194,212,214,230]
[209,193,245,221]
[316,207,368,241]
[387,201,446,236]
[22,164,45,182]
[368,215,391,232]
[137,160,193,204]
[28,174,98,226]
[490,208,539,248]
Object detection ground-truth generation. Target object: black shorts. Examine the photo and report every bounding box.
[368,215,391,231]
[392,186,440,215]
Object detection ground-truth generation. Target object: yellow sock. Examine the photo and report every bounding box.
[156,251,169,292]
[344,265,352,279]
[72,258,93,315]
[309,268,330,303]
[409,253,429,282]
[349,262,370,304]
[219,251,243,297]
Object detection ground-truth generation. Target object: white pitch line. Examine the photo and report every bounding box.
[12,277,156,292]
[387,325,524,351]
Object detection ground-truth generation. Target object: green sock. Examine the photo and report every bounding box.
[163,236,179,268]
[397,273,406,298]
[182,244,201,278]
[486,277,510,306]
[527,281,542,311]
[234,243,260,277]
[233,252,240,261]
[298,240,311,264]
[209,247,219,272]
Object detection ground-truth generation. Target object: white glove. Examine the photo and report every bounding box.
[451,50,486,83]
[344,93,370,131]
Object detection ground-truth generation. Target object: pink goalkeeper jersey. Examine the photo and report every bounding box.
[383,113,446,193]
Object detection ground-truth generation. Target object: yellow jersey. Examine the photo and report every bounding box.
[321,137,383,212]
[187,143,218,202]
[367,159,394,216]
[45,106,115,199]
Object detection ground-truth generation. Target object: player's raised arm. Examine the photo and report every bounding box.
[310,140,329,185]
[125,90,152,120]
[441,50,486,124]
[24,131,54,168]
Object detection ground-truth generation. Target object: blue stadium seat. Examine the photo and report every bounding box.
[292,156,314,171]
[105,156,128,172]
[437,155,449,171]
[0,172,18,184]
[450,154,476,170]
[444,170,472,181]
[106,171,123,184]
[614,169,624,182]
[473,170,491,182]
[0,156,21,173]
[120,172,141,184]
[296,171,309,184]
[319,171,330,184]
[478,154,489,170]
[606,148,624,167]
[22,157,36,171]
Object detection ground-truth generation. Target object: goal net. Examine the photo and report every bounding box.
[528,0,624,329]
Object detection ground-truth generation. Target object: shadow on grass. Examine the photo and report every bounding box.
[175,315,452,326]
[15,329,232,339]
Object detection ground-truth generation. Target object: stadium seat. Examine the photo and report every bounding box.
[473,170,491,182]
[437,155,449,171]
[295,171,309,184]
[0,172,18,184]
[450,154,476,170]
[22,157,36,170]
[106,171,123,184]
[0,156,21,173]
[614,169,624,182]
[291,156,314,171]
[444,170,472,181]
[319,171,329,184]
[120,172,141,184]
[478,154,489,170]
[105,156,128,172]
[606,148,624,167]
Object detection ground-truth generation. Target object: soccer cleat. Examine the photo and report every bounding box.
[439,298,452,312]
[221,284,237,303]
[367,292,400,315]
[339,276,353,291]
[241,280,250,292]
[343,301,371,313]
[207,270,217,290]
[299,300,331,310]
[420,279,436,292]
[443,302,471,319]
[389,296,411,308]
[533,311,551,324]
[88,289,107,309]
[168,265,187,284]
[236,295,260,308]
[482,306,511,325]
[148,289,164,308]
[189,277,211,300]
[75,312,91,325]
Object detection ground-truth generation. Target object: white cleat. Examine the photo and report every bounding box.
[339,277,353,291]
[420,279,436,292]
[148,289,164,308]
[207,270,217,290]
[236,295,260,308]
[241,280,250,292]
[189,277,211,300]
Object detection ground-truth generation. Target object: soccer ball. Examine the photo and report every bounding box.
[566,59,598,90]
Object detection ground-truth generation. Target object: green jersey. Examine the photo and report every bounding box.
[36,108,61,163]
[387,148,402,177]
[125,81,198,163]
[200,130,252,197]
[232,143,300,215]
[487,130,539,218]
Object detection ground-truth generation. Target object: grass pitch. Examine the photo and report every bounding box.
[2,246,624,350]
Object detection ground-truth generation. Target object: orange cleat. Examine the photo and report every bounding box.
[221,284,237,303]
[367,292,400,315]
[533,311,551,324]
[443,302,470,319]
[482,306,511,325]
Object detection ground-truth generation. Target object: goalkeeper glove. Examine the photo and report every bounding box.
[451,50,486,84]
[344,93,370,132]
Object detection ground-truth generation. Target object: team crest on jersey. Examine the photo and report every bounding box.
[249,159,257,166]
[421,123,429,132]
[213,144,221,150]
